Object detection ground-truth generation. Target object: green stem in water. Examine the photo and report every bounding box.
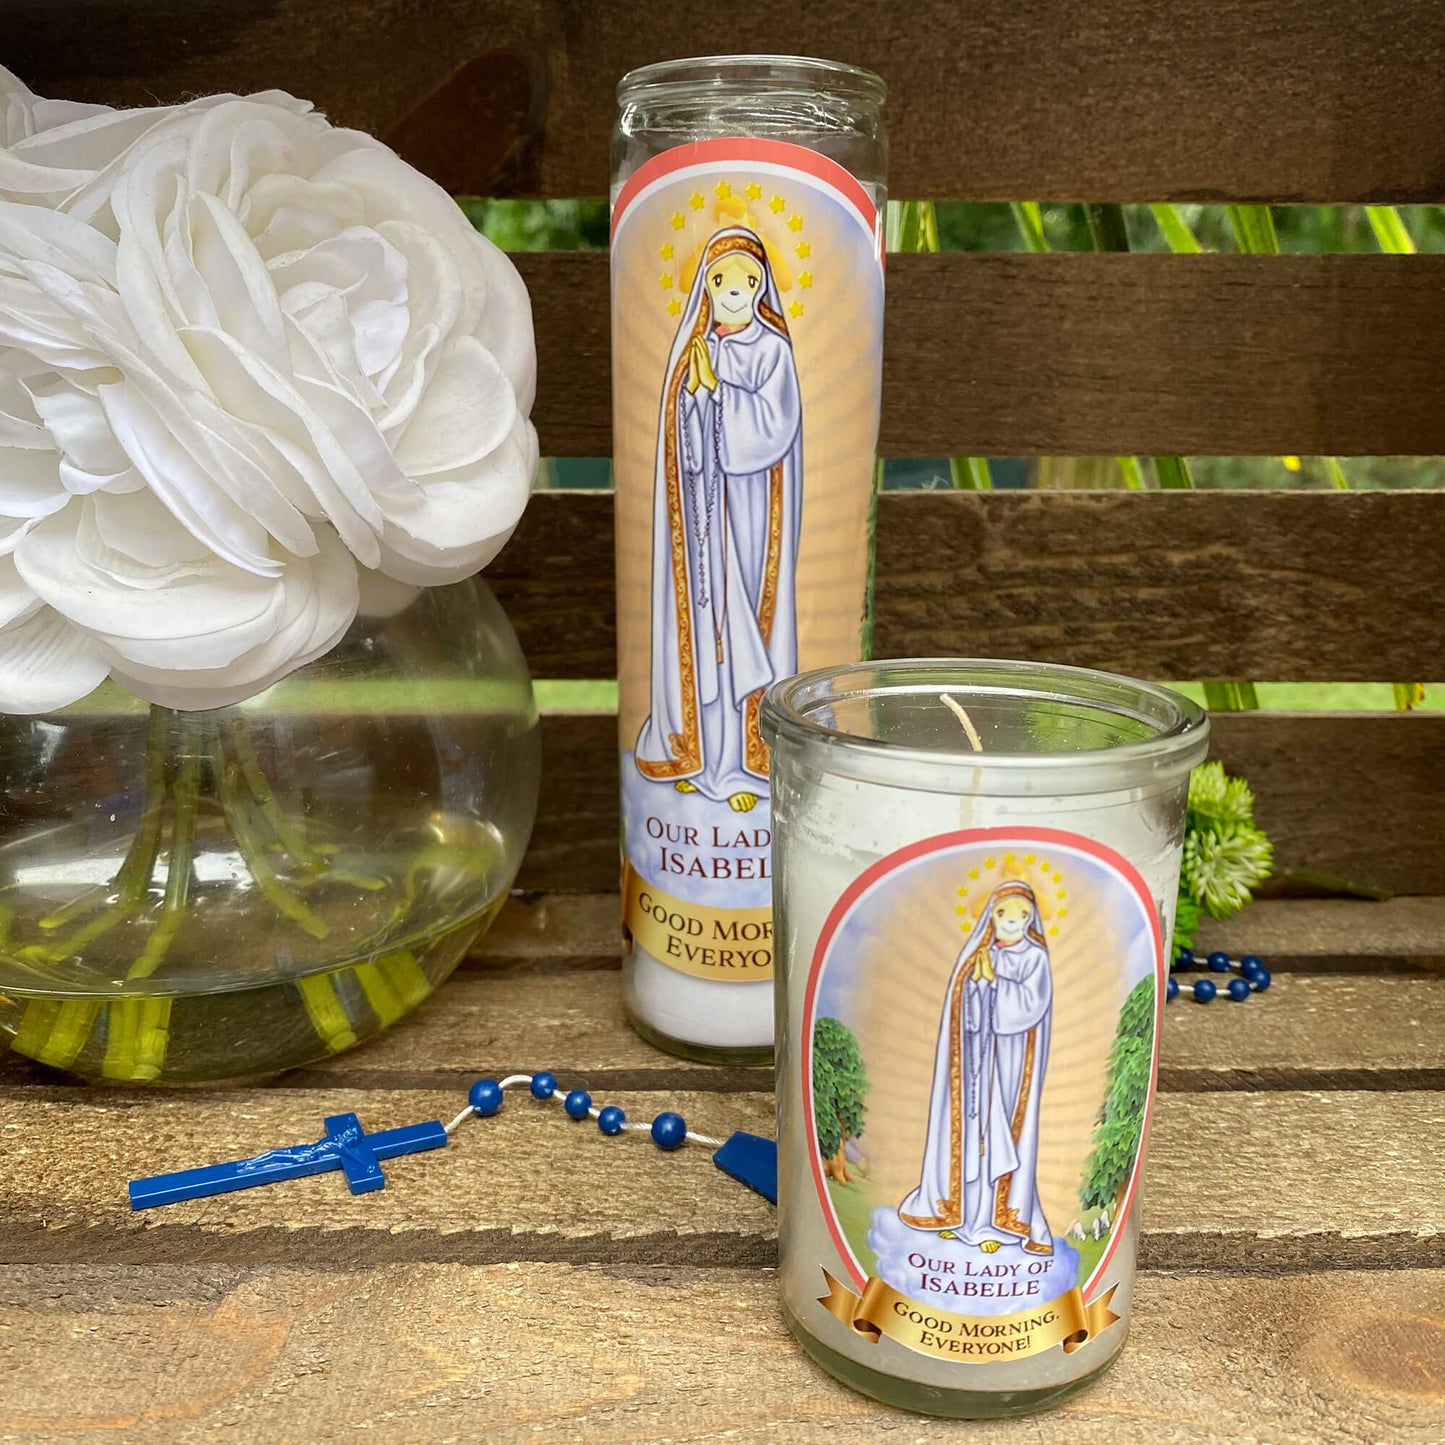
[224,720,327,873]
[38,706,171,931]
[127,724,202,982]
[217,761,331,940]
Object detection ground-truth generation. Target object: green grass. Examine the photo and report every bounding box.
[536,680,1440,713]
[826,1174,879,1277]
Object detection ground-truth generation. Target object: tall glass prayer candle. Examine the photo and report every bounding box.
[611,57,887,1062]
[761,660,1208,1416]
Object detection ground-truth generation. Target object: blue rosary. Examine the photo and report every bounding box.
[1167,948,1273,1003]
[127,953,1268,1209]
[128,1069,778,1210]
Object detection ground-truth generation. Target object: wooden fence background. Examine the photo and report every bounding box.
[12,0,1445,898]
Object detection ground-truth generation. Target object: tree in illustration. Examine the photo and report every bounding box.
[813,1017,868,1185]
[1079,974,1155,1223]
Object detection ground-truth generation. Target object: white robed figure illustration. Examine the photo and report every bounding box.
[899,881,1056,1255]
[635,226,802,812]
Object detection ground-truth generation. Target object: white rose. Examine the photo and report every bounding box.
[1,64,310,208]
[0,84,536,712]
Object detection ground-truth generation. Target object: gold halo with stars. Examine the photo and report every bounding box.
[660,177,808,319]
[953,852,1069,939]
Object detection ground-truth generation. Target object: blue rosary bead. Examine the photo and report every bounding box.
[1166,976,1179,1001]
[1192,978,1217,1003]
[1241,954,1264,973]
[1227,977,1252,1002]
[651,1112,687,1150]
[1241,957,1266,981]
[564,1089,592,1120]
[529,1072,557,1100]
[1175,947,1195,968]
[468,1078,504,1117]
[1207,951,1231,972]
[597,1105,626,1136]
[1251,968,1272,992]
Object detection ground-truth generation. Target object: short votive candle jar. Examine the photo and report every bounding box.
[761,659,1208,1417]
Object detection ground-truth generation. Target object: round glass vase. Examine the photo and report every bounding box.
[0,580,539,1083]
[761,659,1208,1418]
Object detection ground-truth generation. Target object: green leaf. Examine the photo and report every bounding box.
[1366,206,1416,256]
[1084,203,1131,253]
[949,457,994,490]
[1010,201,1051,254]
[1201,682,1261,711]
[1150,204,1203,254]
[1321,457,1352,491]
[1227,204,1280,254]
[1154,456,1196,490]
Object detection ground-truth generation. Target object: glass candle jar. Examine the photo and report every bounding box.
[611,56,888,1063]
[762,659,1209,1417]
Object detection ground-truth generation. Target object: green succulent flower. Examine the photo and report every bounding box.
[1181,820,1274,919]
[1187,760,1257,828]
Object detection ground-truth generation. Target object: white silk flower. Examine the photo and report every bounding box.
[0,70,536,711]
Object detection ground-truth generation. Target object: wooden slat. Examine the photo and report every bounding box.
[474,893,1445,970]
[1197,896,1445,961]
[494,491,1445,682]
[11,899,1436,1085]
[14,1,1445,204]
[1,1087,1440,1272]
[519,253,1445,458]
[195,970,1445,1095]
[520,711,1445,896]
[2,1263,1442,1442]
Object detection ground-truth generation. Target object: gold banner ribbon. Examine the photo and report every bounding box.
[622,863,773,982]
[818,1271,1120,1362]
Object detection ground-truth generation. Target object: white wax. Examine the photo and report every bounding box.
[624,945,773,1048]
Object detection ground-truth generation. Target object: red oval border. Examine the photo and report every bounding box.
[800,826,1166,1301]
[611,136,880,248]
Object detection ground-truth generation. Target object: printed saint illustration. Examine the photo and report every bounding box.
[635,226,802,814]
[899,881,1055,1255]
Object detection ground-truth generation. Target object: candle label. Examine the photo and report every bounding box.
[612,140,884,982]
[800,828,1164,1362]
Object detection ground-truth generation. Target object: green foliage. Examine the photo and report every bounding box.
[1177,761,1274,934]
[1080,974,1154,1211]
[813,1016,868,1159]
[456,198,607,251]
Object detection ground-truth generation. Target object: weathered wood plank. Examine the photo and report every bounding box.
[518,253,1445,458]
[254,970,1445,1094]
[4,953,1439,1092]
[495,491,1445,683]
[14,0,1445,204]
[1197,896,1445,961]
[1,1088,1439,1271]
[475,893,1445,971]
[2,1263,1442,1443]
[517,711,1445,896]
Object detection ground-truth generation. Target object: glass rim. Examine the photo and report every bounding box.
[761,657,1210,784]
[617,54,886,106]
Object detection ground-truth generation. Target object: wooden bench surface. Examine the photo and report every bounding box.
[2,897,1442,1440]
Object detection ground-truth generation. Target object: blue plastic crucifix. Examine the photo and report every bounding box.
[128,1112,448,1210]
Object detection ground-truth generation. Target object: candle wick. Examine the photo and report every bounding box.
[941,694,984,753]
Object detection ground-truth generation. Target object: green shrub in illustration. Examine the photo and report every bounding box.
[1080,975,1155,1219]
[813,1017,868,1185]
